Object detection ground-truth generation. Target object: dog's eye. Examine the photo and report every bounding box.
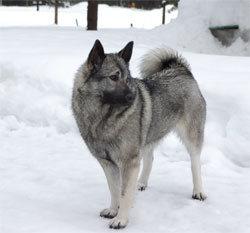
[109,75,119,81]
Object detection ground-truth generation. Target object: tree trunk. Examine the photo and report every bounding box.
[55,0,58,25]
[87,0,98,30]
[36,0,39,11]
[162,3,166,24]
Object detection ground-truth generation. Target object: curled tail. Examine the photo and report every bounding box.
[139,48,191,79]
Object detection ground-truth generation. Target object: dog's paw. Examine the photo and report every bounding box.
[109,217,128,229]
[137,182,147,191]
[192,191,207,201]
[100,208,118,219]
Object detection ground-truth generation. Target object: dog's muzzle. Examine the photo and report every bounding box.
[101,90,135,106]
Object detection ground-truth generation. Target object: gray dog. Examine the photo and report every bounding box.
[72,40,206,229]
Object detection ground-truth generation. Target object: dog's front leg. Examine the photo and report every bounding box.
[109,156,140,229]
[97,158,120,219]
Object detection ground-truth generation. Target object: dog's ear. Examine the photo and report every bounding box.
[118,41,134,63]
[87,40,106,70]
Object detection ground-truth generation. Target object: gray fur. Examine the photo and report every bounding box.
[140,47,190,78]
[72,40,206,229]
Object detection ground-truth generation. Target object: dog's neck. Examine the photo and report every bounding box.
[78,90,138,140]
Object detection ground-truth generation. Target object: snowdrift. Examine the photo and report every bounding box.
[153,0,250,56]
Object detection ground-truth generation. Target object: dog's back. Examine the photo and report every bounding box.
[139,48,206,147]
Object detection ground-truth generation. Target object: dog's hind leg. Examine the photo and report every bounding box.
[97,157,120,219]
[137,146,154,191]
[189,145,206,200]
[176,117,206,201]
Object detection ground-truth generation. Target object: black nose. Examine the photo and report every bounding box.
[125,93,135,104]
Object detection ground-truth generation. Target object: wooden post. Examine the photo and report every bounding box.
[162,1,167,24]
[55,0,58,25]
[26,0,29,6]
[87,0,98,30]
[36,0,39,11]
[0,0,3,6]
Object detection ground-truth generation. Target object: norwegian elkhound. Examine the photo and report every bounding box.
[72,40,206,229]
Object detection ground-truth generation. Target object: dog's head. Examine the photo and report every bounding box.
[78,40,136,106]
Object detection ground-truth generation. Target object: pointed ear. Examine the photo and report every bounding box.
[87,40,106,69]
[118,41,134,63]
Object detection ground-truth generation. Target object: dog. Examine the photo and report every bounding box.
[72,40,206,229]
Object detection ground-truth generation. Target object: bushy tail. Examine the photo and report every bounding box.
[139,48,190,79]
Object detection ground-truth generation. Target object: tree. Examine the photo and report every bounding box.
[55,0,58,24]
[87,0,98,30]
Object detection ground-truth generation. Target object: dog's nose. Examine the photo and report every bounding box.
[125,93,135,104]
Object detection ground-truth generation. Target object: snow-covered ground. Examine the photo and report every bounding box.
[0,2,250,233]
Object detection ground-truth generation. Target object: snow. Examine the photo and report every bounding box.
[0,2,250,233]
[179,0,250,30]
[153,0,250,56]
